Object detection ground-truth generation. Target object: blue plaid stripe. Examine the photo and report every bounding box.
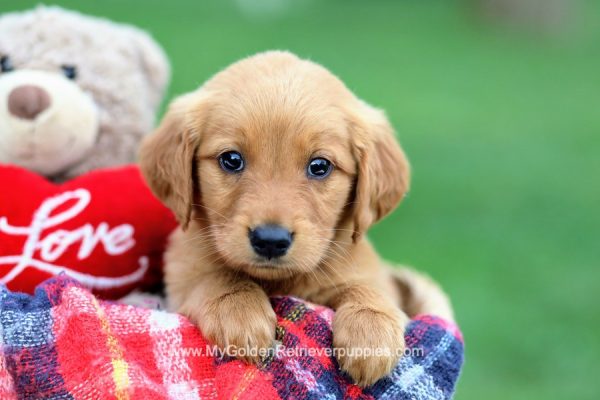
[0,285,73,400]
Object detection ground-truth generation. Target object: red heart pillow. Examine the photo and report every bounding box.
[0,164,177,299]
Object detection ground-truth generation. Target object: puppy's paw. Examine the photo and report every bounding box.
[187,291,277,364]
[333,306,408,387]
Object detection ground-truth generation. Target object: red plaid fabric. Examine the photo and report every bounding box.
[0,275,463,399]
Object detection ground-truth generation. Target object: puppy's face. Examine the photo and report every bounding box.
[195,88,356,279]
[141,52,410,279]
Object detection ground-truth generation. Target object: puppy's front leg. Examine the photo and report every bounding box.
[328,284,409,387]
[176,270,276,364]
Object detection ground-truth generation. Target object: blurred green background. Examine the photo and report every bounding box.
[2,0,598,398]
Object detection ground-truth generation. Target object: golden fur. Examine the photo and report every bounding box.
[139,51,453,387]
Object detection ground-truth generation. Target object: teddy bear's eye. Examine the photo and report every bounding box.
[61,65,77,80]
[0,56,14,73]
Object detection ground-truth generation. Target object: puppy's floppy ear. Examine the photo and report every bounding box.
[348,100,410,242]
[139,92,207,230]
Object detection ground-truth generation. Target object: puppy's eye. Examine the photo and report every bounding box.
[219,151,245,173]
[61,65,77,80]
[307,158,333,179]
[1,56,14,73]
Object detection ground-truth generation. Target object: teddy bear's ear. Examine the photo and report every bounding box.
[124,27,170,109]
[139,92,207,229]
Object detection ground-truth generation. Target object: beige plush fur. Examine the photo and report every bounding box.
[140,51,453,387]
[0,6,169,179]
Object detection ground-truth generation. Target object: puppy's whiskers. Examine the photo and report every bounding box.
[320,252,347,286]
[180,224,226,245]
[315,258,340,292]
[191,203,230,221]
[330,227,357,235]
[322,237,357,274]
[328,240,358,274]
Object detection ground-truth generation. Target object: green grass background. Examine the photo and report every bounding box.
[1,0,598,398]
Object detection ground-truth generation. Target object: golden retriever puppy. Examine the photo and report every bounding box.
[140,51,453,387]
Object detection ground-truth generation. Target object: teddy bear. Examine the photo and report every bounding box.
[0,6,170,180]
[0,6,177,299]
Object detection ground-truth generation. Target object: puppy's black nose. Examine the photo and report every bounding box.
[249,224,292,259]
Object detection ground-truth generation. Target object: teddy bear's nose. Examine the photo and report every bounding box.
[8,85,51,120]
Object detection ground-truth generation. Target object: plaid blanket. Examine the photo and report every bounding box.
[0,275,463,399]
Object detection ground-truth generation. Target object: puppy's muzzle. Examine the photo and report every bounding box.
[249,224,293,259]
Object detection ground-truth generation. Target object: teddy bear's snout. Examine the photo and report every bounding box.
[0,68,100,177]
[8,85,51,120]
